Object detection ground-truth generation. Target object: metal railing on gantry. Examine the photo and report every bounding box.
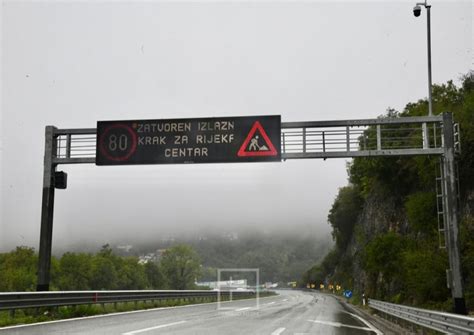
[52,115,453,164]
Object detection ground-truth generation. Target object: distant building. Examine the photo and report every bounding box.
[138,254,154,264]
[223,232,239,241]
[264,282,278,289]
[155,249,166,261]
[137,249,167,264]
[116,245,133,253]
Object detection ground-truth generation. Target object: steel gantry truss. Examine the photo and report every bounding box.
[37,112,466,314]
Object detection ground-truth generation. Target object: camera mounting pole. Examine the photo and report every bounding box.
[414,0,433,116]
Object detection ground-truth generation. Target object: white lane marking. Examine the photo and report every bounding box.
[307,319,374,332]
[345,312,383,335]
[236,307,252,311]
[282,299,288,302]
[265,302,275,305]
[271,327,286,335]
[0,295,279,331]
[122,320,186,335]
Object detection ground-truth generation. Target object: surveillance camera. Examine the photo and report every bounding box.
[413,5,422,17]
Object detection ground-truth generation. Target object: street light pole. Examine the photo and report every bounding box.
[414,0,433,116]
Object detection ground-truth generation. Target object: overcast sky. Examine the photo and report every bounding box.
[1,0,472,252]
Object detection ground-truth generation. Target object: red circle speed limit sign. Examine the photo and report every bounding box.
[98,124,138,162]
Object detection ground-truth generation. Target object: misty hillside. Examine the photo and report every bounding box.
[112,228,332,284]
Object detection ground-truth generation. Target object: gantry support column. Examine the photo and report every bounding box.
[442,112,466,314]
[36,126,57,291]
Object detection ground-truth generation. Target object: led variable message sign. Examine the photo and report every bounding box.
[96,115,281,165]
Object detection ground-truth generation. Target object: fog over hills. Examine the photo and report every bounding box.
[53,222,332,255]
[51,223,333,283]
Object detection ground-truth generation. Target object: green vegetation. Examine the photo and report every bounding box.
[328,186,363,250]
[160,244,201,290]
[0,243,277,327]
[0,246,37,291]
[0,244,201,291]
[302,72,474,312]
[0,231,328,294]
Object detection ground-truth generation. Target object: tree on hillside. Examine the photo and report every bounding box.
[118,257,149,290]
[328,186,363,249]
[363,232,405,299]
[58,252,93,290]
[89,244,119,290]
[0,246,37,291]
[160,245,201,290]
[145,261,167,289]
[402,241,449,305]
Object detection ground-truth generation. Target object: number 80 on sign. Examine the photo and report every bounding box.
[98,124,138,162]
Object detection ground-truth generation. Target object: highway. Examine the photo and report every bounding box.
[0,290,382,335]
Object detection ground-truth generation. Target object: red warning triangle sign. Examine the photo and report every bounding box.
[237,121,278,157]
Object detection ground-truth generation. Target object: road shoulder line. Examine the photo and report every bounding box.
[345,312,383,335]
[271,327,286,335]
[122,320,187,335]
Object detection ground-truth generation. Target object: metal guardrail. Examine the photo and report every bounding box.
[369,299,474,334]
[0,290,256,312]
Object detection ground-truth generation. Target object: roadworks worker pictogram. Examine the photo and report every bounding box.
[248,135,269,151]
[237,121,277,157]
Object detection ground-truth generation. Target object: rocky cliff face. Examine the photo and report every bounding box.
[336,185,474,304]
[342,191,405,297]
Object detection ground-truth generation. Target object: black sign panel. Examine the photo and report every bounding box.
[96,115,281,165]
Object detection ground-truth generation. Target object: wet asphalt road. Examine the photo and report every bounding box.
[0,290,382,335]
